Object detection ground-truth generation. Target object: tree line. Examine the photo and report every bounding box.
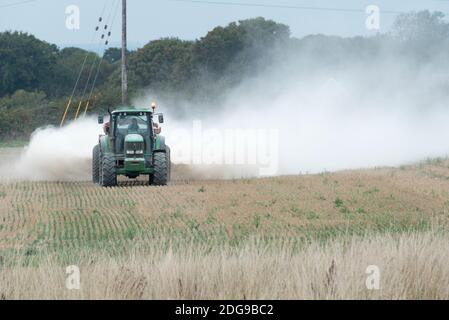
[0,12,448,139]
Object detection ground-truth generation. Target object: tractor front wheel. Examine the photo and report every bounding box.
[92,144,100,184]
[151,152,169,186]
[100,153,117,187]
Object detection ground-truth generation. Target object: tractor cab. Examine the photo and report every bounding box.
[93,104,170,187]
[111,110,152,155]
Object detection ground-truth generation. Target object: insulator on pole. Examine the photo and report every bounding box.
[105,41,109,45]
[99,17,102,22]
[101,34,105,39]
[108,31,111,36]
[95,26,99,31]
[104,25,108,30]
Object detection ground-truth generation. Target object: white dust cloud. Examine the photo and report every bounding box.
[141,50,449,177]
[4,35,449,181]
[0,118,102,181]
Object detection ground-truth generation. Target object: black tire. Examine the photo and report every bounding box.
[151,152,169,186]
[166,146,172,181]
[100,153,117,187]
[92,144,100,184]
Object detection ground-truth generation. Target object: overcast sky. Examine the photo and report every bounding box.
[0,0,448,49]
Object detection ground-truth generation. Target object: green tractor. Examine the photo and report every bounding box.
[92,104,171,187]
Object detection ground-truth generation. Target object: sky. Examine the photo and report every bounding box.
[0,0,448,50]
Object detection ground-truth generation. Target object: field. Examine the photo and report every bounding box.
[1,150,449,299]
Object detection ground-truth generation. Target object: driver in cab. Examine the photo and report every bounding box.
[127,118,139,133]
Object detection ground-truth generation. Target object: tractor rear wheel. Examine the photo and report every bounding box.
[151,152,169,186]
[100,153,117,187]
[166,146,171,181]
[92,144,100,184]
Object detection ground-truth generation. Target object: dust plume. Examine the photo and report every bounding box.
[137,38,449,178]
[0,118,102,181]
[5,18,449,181]
[4,48,449,181]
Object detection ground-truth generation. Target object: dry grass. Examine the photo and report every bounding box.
[1,232,449,299]
[1,155,449,299]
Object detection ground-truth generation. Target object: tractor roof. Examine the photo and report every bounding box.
[111,106,152,114]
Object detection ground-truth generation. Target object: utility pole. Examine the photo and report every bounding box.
[121,0,128,105]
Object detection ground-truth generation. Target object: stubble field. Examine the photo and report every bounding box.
[1,148,449,299]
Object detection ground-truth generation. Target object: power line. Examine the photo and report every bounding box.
[60,0,110,126]
[84,0,121,117]
[169,0,403,14]
[74,0,118,119]
[0,0,37,9]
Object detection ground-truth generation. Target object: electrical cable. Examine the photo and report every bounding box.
[74,0,119,119]
[168,0,403,15]
[84,0,121,117]
[60,0,109,126]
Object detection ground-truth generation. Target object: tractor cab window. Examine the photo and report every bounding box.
[115,113,150,135]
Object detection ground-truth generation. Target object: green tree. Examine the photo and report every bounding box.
[392,11,449,60]
[103,47,129,64]
[128,38,194,91]
[194,17,290,77]
[0,31,58,97]
[0,90,64,139]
